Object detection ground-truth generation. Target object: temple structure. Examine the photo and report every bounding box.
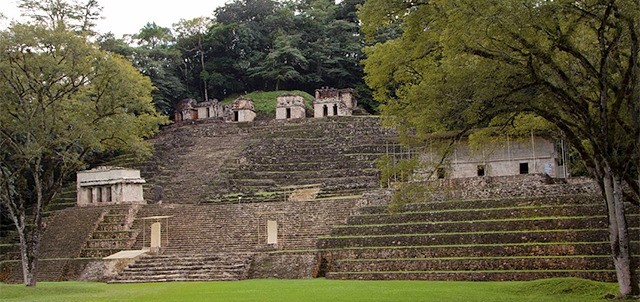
[173,97,256,123]
[231,97,257,122]
[418,136,568,179]
[313,88,357,118]
[275,94,306,120]
[76,167,146,206]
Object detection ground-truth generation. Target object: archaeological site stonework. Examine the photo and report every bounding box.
[0,90,637,284]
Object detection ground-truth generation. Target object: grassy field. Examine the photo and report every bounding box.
[0,278,620,302]
[221,90,314,115]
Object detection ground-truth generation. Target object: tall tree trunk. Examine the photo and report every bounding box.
[603,166,639,297]
[19,231,40,287]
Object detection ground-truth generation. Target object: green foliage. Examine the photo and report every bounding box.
[0,279,618,302]
[0,23,168,286]
[221,90,314,115]
[18,0,102,34]
[387,182,432,213]
[109,0,374,114]
[361,0,640,187]
[248,34,309,91]
[376,155,420,188]
[360,0,640,296]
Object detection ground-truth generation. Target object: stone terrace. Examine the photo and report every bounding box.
[129,198,363,255]
[139,120,251,204]
[140,117,399,205]
[1,206,106,282]
[318,176,640,282]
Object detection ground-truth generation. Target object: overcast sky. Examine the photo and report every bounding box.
[1,0,229,37]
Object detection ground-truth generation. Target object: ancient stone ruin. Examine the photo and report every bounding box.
[231,96,257,122]
[313,87,357,118]
[419,136,568,179]
[174,98,231,122]
[173,97,256,123]
[275,94,306,120]
[1,90,634,285]
[76,166,146,207]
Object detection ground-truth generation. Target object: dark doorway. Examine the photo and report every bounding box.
[234,111,239,122]
[519,162,529,174]
[286,108,291,119]
[477,165,486,177]
[333,104,338,116]
[323,105,328,117]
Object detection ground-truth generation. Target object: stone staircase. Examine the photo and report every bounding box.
[136,117,400,205]
[80,206,141,258]
[139,121,251,204]
[318,192,640,282]
[110,253,253,283]
[44,184,77,214]
[207,117,399,203]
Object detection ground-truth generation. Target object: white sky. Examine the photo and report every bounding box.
[1,0,229,37]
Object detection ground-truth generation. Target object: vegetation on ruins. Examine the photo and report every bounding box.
[0,278,619,302]
[360,0,639,297]
[220,90,314,116]
[96,0,377,116]
[0,0,168,286]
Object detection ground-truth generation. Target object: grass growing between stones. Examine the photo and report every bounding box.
[0,278,619,302]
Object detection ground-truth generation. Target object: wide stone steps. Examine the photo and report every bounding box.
[326,270,618,282]
[228,175,378,193]
[319,229,637,248]
[319,188,639,282]
[231,168,379,180]
[242,143,401,156]
[329,215,640,236]
[324,242,640,259]
[137,116,397,204]
[357,195,604,215]
[238,160,375,172]
[80,206,139,258]
[347,204,607,225]
[332,255,619,272]
[111,253,253,283]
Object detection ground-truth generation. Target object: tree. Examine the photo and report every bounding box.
[18,0,102,34]
[360,0,639,297]
[133,22,174,49]
[174,17,213,101]
[0,24,168,287]
[249,33,308,90]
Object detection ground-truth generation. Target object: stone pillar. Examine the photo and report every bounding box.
[150,222,162,254]
[267,220,278,245]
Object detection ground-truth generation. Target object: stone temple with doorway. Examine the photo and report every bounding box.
[313,87,357,118]
[0,87,634,284]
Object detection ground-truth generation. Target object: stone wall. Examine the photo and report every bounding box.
[414,174,599,202]
[130,198,363,254]
[249,251,321,279]
[1,207,105,283]
[417,136,567,179]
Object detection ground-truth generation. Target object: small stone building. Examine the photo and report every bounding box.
[419,136,568,179]
[174,99,198,122]
[232,97,257,122]
[313,88,357,118]
[195,99,230,120]
[275,94,306,120]
[173,99,232,122]
[76,167,146,206]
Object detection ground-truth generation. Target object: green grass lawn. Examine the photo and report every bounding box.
[0,278,620,302]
